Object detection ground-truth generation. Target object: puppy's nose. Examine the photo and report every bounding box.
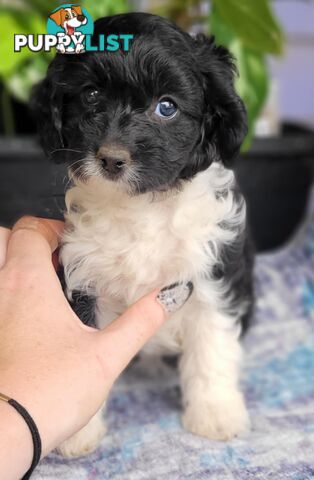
[102,156,125,175]
[97,145,130,177]
[77,14,85,22]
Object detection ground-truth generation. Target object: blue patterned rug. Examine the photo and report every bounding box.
[34,197,314,480]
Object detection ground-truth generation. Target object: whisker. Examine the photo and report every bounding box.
[123,165,142,195]
[63,161,87,191]
[50,148,84,155]
[68,157,87,170]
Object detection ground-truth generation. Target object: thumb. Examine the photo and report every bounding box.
[5,217,64,269]
[96,282,193,381]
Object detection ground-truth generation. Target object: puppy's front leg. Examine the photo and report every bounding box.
[58,408,107,457]
[180,307,250,441]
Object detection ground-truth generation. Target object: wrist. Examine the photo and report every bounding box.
[0,398,33,480]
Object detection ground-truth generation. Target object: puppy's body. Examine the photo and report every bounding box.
[33,12,253,456]
[59,164,252,455]
[63,165,248,354]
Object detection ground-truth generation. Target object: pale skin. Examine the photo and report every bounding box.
[0,217,167,480]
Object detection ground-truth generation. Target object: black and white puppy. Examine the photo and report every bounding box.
[33,12,254,457]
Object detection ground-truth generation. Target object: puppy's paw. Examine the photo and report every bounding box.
[182,390,250,441]
[58,415,107,458]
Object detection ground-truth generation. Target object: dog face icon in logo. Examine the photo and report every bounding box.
[48,5,91,54]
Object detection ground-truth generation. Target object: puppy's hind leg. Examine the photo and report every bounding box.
[180,306,250,441]
[58,408,107,458]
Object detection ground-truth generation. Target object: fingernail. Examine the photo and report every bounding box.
[156,282,193,314]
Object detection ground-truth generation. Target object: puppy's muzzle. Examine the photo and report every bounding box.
[97,145,131,178]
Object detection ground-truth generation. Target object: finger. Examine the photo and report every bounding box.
[5,217,64,268]
[97,282,193,381]
[0,227,10,269]
[97,289,166,380]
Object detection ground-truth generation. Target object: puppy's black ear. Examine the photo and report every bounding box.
[195,34,247,168]
[31,74,64,157]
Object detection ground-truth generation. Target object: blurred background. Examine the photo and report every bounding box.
[0,0,313,251]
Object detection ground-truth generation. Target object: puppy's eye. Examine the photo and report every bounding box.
[154,99,178,119]
[84,89,99,105]
[65,14,70,20]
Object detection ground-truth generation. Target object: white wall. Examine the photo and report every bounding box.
[269,0,314,125]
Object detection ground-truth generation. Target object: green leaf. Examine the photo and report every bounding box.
[235,44,269,149]
[209,7,269,150]
[81,0,128,20]
[0,9,47,77]
[27,0,60,16]
[233,41,268,124]
[4,54,50,102]
[213,0,284,55]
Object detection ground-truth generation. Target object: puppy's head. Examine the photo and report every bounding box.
[33,13,247,194]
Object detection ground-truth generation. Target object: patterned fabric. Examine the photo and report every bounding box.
[34,199,314,480]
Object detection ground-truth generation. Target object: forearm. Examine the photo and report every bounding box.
[0,400,33,480]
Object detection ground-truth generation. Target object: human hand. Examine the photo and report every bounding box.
[0,217,190,479]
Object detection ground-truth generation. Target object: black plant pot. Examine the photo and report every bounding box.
[0,136,66,227]
[235,123,314,252]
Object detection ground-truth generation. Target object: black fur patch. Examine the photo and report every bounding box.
[70,290,97,328]
[212,188,254,333]
[58,268,97,327]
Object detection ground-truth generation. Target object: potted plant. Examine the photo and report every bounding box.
[152,0,314,251]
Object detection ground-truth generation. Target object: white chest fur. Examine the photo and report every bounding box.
[61,164,242,353]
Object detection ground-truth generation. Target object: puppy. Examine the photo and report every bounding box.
[33,12,254,457]
[49,5,87,53]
